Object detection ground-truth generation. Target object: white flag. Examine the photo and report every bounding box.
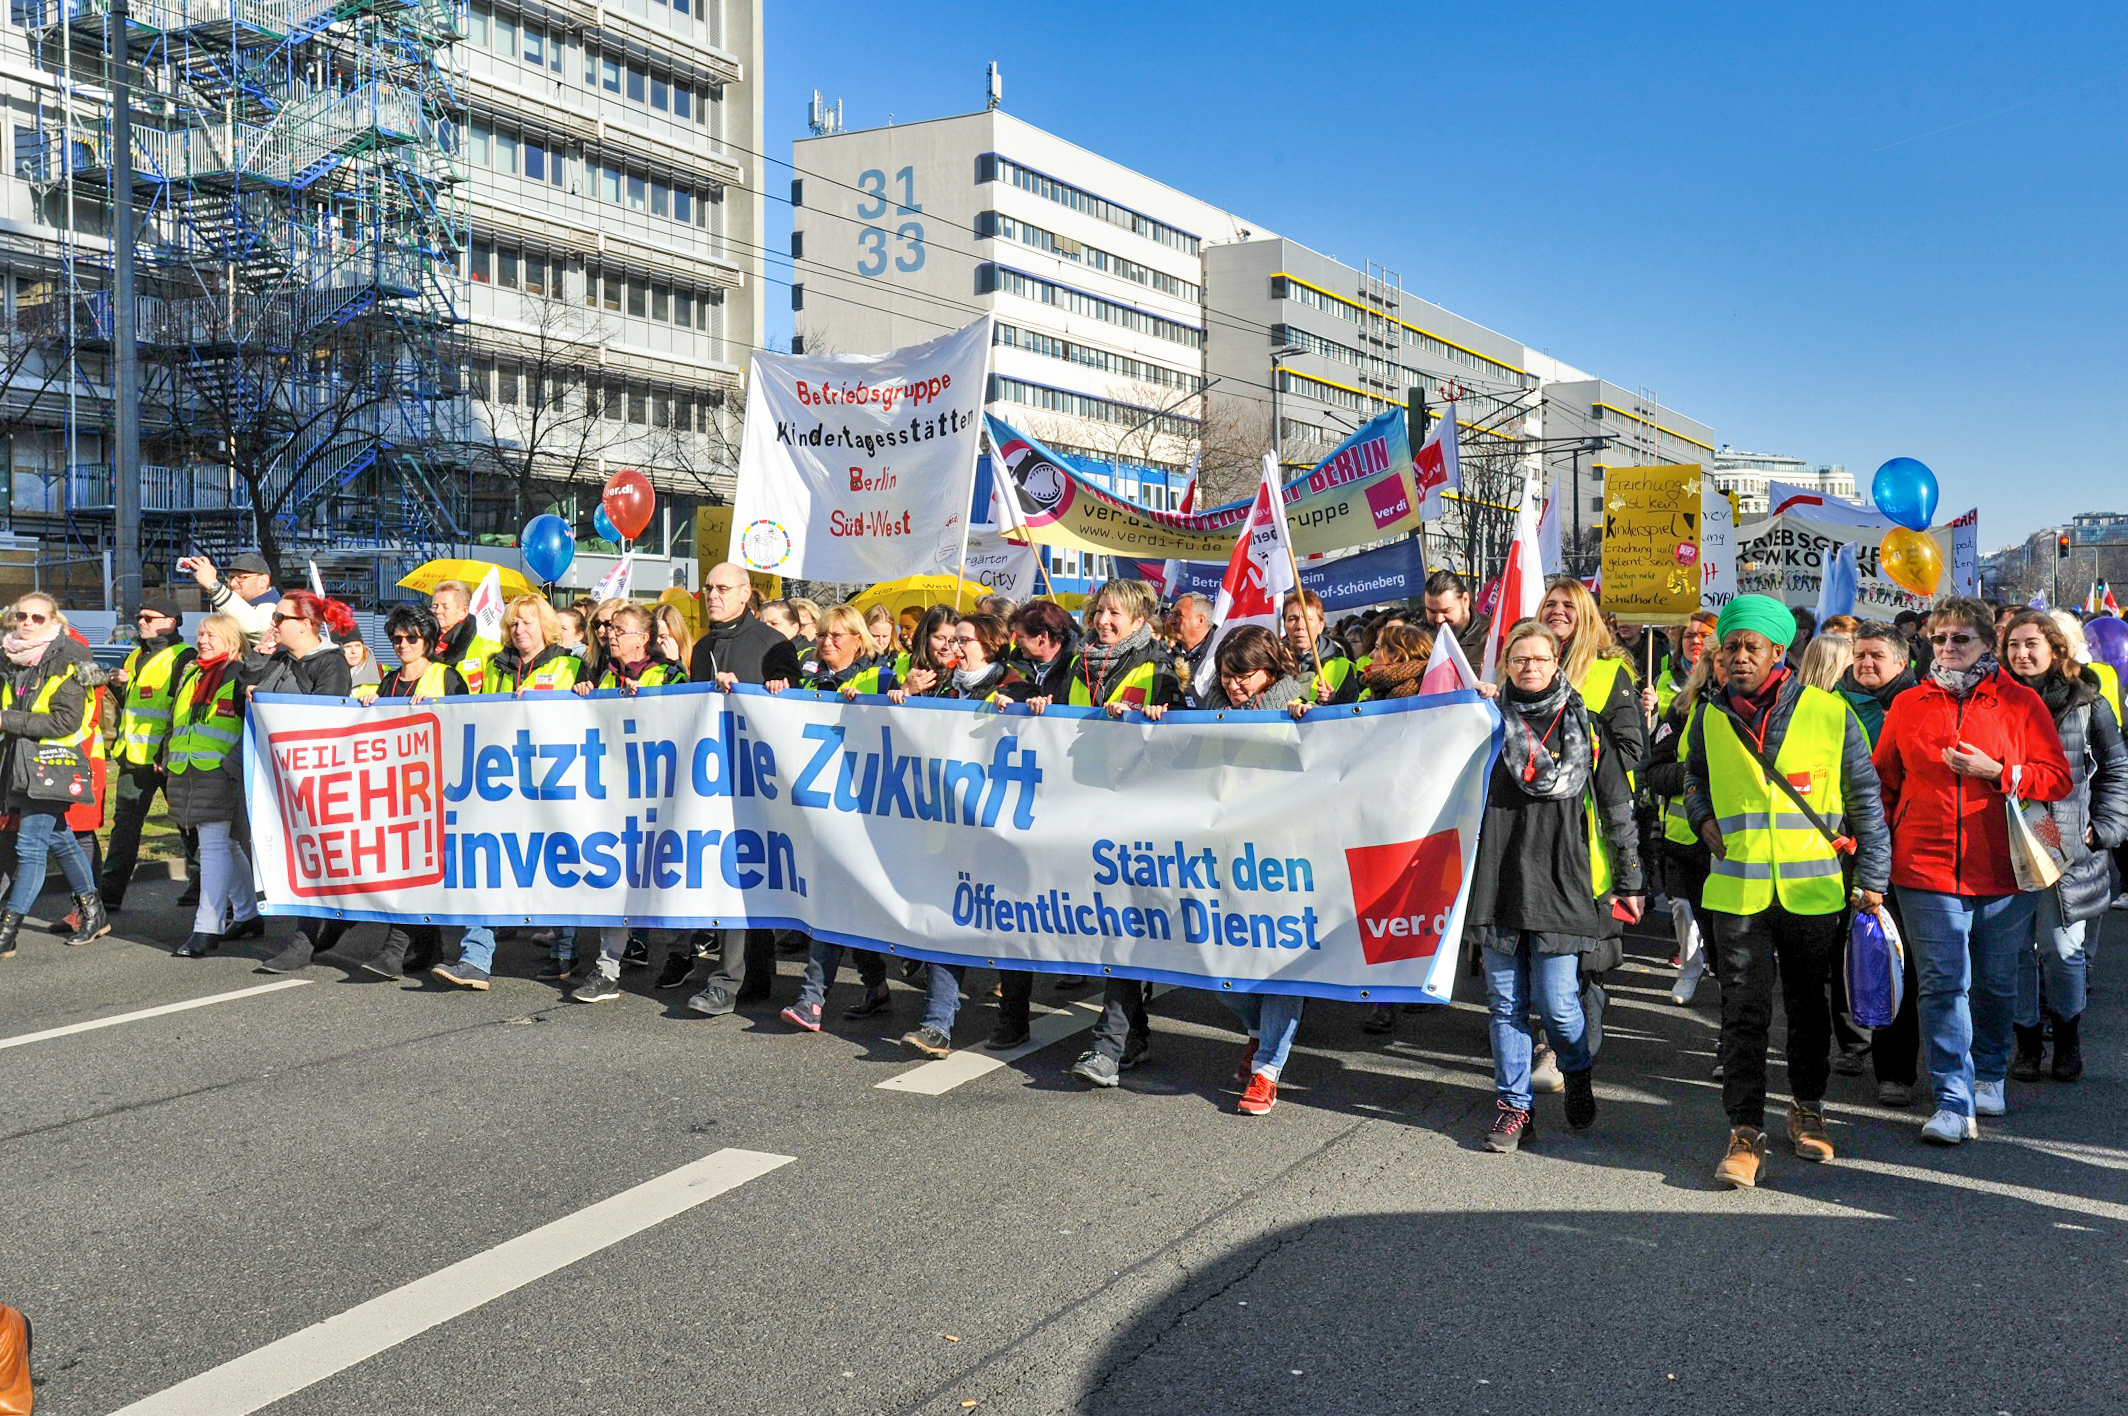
[1413,403,1462,520]
[1199,453,1297,694]
[1479,477,1546,685]
[1418,623,1480,695]
[1535,474,1563,578]
[469,565,508,643]
[1161,452,1202,598]
[587,553,635,606]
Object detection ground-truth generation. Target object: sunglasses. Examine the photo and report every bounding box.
[388,632,425,645]
[1930,632,1978,647]
[272,614,305,625]
[14,612,48,625]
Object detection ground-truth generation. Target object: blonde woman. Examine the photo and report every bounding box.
[1797,633,1854,693]
[652,602,696,674]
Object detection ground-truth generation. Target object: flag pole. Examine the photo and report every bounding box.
[1285,538,1323,687]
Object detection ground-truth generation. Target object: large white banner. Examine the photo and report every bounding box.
[731,317,992,583]
[243,686,1501,1003]
[1736,512,1956,618]
[1700,480,1738,609]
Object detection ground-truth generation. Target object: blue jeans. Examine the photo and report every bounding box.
[9,808,94,914]
[1481,936,1590,1111]
[1896,887,2035,1115]
[796,937,887,1009]
[2015,889,2087,1025]
[922,962,968,1036]
[1220,993,1304,1080]
[457,925,498,972]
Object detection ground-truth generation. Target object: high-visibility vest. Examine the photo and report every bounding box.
[450,634,501,694]
[595,660,684,691]
[1067,654,1160,708]
[2092,662,2122,727]
[1574,655,1631,897]
[487,652,580,694]
[166,669,243,775]
[1309,653,1356,703]
[1701,686,1851,916]
[0,667,95,767]
[1661,700,1703,847]
[116,642,187,767]
[1652,661,1692,723]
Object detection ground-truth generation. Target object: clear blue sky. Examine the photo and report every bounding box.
[764,0,2126,552]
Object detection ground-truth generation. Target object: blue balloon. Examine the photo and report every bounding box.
[520,513,576,584]
[1871,457,1938,532]
[592,504,620,544]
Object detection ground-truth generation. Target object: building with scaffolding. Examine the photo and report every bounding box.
[0,0,762,605]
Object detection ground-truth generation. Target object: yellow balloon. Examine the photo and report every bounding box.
[1879,527,1942,597]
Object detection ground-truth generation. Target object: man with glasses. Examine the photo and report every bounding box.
[660,563,800,1010]
[188,550,278,640]
[99,596,196,912]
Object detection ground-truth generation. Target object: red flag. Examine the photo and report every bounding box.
[1412,403,1461,520]
[1479,478,1546,684]
[1199,454,1297,692]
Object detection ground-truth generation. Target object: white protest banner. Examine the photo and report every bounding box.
[1700,481,1738,609]
[731,316,991,582]
[243,686,1501,1003]
[1948,507,1979,596]
[956,527,1040,600]
[1735,512,1953,618]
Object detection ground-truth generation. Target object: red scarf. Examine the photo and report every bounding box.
[187,649,234,713]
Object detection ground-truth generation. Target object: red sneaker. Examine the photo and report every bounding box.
[1237,1072,1277,1115]
[1235,1038,1258,1086]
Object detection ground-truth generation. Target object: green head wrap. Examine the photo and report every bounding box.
[1716,593,1796,650]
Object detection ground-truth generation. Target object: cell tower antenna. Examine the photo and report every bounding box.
[986,62,1003,110]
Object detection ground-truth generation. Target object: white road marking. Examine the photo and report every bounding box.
[1839,1156,2128,1224]
[109,1147,795,1416]
[877,999,1105,1094]
[0,979,312,1052]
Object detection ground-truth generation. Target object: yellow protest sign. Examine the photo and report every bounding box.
[1600,463,1704,624]
[697,506,782,599]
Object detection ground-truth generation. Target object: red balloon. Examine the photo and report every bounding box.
[601,468,656,542]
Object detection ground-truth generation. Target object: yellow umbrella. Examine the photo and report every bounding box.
[851,574,988,619]
[397,559,536,599]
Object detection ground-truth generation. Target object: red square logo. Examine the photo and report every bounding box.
[267,714,445,898]
[1366,477,1412,529]
[1345,830,1463,965]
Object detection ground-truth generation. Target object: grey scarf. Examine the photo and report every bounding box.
[1931,651,2001,700]
[1077,624,1152,695]
[1497,674,1593,800]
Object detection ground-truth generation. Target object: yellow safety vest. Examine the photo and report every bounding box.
[1661,700,1703,847]
[116,642,187,767]
[0,667,95,766]
[1701,685,1851,917]
[595,660,684,691]
[1575,655,1631,897]
[1067,654,1160,708]
[2092,662,2122,728]
[487,652,581,694]
[166,669,243,775]
[450,635,501,694]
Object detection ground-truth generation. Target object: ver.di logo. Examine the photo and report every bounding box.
[739,519,792,571]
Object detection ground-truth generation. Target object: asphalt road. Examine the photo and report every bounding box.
[4,875,2126,1415]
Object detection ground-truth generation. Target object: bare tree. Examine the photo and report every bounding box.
[463,291,613,527]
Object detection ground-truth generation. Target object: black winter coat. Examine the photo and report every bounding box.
[0,634,92,809]
[251,643,354,698]
[689,614,800,686]
[164,662,248,829]
[2032,668,2128,922]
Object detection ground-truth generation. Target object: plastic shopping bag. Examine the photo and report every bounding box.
[2006,764,2065,893]
[1846,905,1905,1029]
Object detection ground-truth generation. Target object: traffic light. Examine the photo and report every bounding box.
[2059,533,2073,559]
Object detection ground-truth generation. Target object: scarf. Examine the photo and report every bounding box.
[4,620,60,667]
[187,649,234,713]
[1362,657,1428,700]
[1496,673,1591,800]
[1723,664,1790,740]
[950,662,1002,696]
[1077,624,1152,701]
[1931,651,2000,700]
[1839,666,1916,710]
[2016,667,2084,721]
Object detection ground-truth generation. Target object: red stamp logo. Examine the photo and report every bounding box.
[1344,830,1463,965]
[268,715,444,898]
[1366,477,1412,529]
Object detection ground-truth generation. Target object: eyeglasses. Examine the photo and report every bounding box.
[705,582,747,596]
[612,627,648,639]
[1930,632,1978,647]
[824,630,861,641]
[272,614,304,625]
[13,612,47,625]
[388,632,425,645]
[1506,655,1557,669]
[953,634,983,646]
[134,611,170,622]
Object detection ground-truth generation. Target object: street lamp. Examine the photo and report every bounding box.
[1269,344,1304,469]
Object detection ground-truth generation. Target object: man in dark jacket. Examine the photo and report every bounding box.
[1683,594,1890,1189]
[677,563,801,1014]
[999,599,1078,703]
[1423,570,1492,665]
[101,596,196,910]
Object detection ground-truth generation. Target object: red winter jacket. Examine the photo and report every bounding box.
[1874,666,2072,897]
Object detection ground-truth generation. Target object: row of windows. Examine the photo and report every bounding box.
[467,360,723,432]
[1277,367,1397,416]
[465,2,723,119]
[976,155,1200,256]
[993,322,1202,394]
[976,211,1200,302]
[468,241,723,331]
[463,120,719,224]
[1271,324,1412,393]
[978,265,1203,348]
[989,375,1200,441]
[1270,277,1530,387]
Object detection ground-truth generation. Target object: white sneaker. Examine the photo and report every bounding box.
[1920,1109,1978,1145]
[1530,1044,1566,1094]
[1974,1079,2006,1116]
[1671,951,1705,1006]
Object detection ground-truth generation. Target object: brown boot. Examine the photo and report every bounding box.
[1787,1104,1835,1163]
[0,1303,29,1416]
[1714,1125,1767,1189]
